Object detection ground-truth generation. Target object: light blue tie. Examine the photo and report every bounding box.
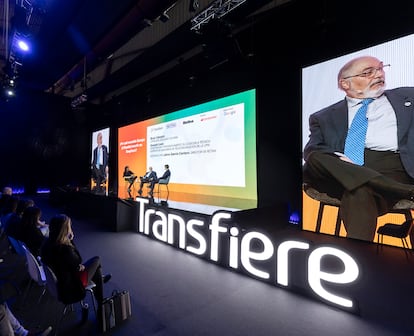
[344,98,374,165]
[96,148,101,168]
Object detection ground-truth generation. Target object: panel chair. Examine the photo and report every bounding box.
[303,183,414,243]
[154,176,170,204]
[44,265,97,335]
[376,218,414,259]
[91,174,109,196]
[124,176,137,199]
[21,244,47,304]
[303,183,342,235]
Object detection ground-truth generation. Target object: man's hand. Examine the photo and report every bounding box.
[334,152,354,163]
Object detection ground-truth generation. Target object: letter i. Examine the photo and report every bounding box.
[229,226,239,269]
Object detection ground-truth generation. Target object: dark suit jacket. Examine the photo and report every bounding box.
[92,145,109,168]
[303,87,414,179]
[158,169,170,182]
[142,170,157,181]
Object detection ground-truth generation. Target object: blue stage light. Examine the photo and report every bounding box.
[5,89,15,97]
[17,39,29,52]
[289,211,300,225]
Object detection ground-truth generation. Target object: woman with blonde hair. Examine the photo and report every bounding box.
[41,214,111,318]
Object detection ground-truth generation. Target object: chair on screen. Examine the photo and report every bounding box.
[303,183,414,240]
[303,183,342,235]
[91,175,109,195]
[376,219,414,259]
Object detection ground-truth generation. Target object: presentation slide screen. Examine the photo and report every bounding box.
[90,127,110,191]
[118,89,257,210]
[301,33,414,247]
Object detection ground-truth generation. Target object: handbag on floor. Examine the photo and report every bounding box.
[101,289,132,332]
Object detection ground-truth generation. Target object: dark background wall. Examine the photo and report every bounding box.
[1,0,414,213]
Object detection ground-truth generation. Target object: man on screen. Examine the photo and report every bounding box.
[92,132,109,194]
[303,55,414,242]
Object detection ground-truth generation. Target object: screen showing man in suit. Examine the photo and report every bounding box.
[91,128,110,194]
[302,33,414,246]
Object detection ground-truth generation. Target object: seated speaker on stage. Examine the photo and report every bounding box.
[155,164,171,184]
[137,166,157,197]
[154,164,171,202]
[123,165,137,198]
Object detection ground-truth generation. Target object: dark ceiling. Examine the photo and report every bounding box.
[0,0,292,106]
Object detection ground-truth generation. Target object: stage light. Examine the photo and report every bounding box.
[5,88,15,97]
[10,31,31,55]
[17,39,29,52]
[71,93,88,108]
[2,74,17,97]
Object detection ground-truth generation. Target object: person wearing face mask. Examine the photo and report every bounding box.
[303,55,414,242]
[41,214,111,322]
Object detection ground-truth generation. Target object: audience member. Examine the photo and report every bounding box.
[16,206,46,257]
[0,303,52,336]
[0,227,52,336]
[5,198,36,239]
[1,187,12,196]
[137,166,157,197]
[41,214,111,324]
[1,196,19,230]
[15,199,35,218]
[0,187,13,218]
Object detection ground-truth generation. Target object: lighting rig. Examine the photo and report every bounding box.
[190,0,247,31]
[1,0,45,98]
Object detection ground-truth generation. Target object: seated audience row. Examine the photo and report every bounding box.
[0,186,112,332]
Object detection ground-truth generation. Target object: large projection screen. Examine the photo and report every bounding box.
[118,89,257,211]
[90,127,110,193]
[302,33,414,247]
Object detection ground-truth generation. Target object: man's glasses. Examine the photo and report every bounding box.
[342,63,390,80]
